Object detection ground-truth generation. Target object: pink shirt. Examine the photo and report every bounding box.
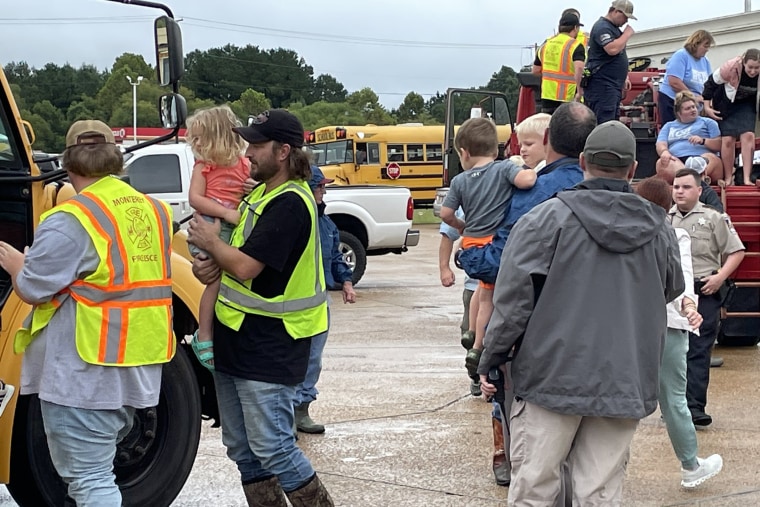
[199,156,250,209]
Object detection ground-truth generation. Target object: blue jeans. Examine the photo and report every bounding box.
[659,328,699,470]
[40,400,135,507]
[295,310,331,405]
[214,371,315,492]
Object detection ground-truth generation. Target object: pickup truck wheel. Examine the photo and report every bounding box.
[6,347,202,507]
[339,231,367,286]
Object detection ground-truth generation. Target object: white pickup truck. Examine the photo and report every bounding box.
[123,143,419,285]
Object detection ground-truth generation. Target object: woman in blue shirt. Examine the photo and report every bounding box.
[655,91,722,183]
[658,30,715,125]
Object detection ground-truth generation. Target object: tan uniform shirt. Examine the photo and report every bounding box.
[669,201,745,278]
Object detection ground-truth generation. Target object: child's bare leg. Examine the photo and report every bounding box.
[740,131,755,184]
[474,287,494,351]
[461,286,480,350]
[469,286,480,332]
[197,279,219,345]
[721,136,736,184]
[466,286,493,379]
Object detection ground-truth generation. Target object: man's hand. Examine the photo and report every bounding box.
[623,77,632,93]
[479,364,509,398]
[188,213,221,251]
[440,266,456,287]
[479,374,496,397]
[342,281,356,303]
[192,254,221,285]
[0,242,26,278]
[699,274,724,296]
[623,25,635,37]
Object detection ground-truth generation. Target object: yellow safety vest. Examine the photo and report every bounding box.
[577,31,589,48]
[540,33,582,102]
[216,180,328,339]
[15,176,175,366]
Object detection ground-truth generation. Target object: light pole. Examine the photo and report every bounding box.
[126,75,144,144]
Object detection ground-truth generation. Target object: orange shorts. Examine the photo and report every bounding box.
[462,235,495,290]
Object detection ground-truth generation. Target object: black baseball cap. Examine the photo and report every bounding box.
[233,109,304,148]
[559,13,583,27]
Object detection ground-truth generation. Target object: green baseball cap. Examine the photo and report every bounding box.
[583,121,636,167]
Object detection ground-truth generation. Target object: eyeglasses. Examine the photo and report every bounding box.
[247,110,270,126]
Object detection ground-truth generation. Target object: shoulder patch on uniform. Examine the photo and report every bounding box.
[722,213,738,234]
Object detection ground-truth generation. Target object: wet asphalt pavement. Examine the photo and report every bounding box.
[2,223,760,506]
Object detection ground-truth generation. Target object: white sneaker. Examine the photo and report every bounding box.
[681,454,723,488]
[0,381,15,418]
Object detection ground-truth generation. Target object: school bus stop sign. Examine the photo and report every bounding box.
[387,162,401,180]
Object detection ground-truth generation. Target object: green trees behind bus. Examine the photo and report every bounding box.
[5,43,520,153]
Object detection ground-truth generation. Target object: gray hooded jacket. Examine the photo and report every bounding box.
[478,178,684,419]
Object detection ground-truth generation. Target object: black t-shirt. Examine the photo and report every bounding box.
[534,42,586,66]
[734,70,759,105]
[213,191,314,385]
[586,17,628,89]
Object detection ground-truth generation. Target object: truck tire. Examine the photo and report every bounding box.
[339,230,367,286]
[6,347,202,507]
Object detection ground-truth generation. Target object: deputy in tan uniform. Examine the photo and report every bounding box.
[670,168,745,428]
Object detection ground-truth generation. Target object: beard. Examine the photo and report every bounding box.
[250,157,279,182]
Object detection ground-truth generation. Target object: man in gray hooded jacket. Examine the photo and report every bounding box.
[478,120,684,505]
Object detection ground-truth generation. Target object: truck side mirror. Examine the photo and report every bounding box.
[159,93,187,129]
[154,16,184,86]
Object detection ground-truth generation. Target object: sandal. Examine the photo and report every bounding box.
[191,330,215,371]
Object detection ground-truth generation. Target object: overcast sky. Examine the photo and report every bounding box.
[1,0,751,108]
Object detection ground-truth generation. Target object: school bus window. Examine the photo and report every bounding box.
[388,144,404,162]
[426,144,442,162]
[310,140,354,166]
[407,144,424,162]
[368,143,380,164]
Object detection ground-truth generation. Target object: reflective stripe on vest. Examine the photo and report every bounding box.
[540,34,581,102]
[238,182,325,306]
[14,177,175,366]
[217,180,328,339]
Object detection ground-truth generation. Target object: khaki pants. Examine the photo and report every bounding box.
[508,399,638,507]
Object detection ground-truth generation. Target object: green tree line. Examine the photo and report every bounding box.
[5,44,521,153]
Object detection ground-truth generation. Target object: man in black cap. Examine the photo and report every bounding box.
[189,109,334,506]
[479,121,683,504]
[533,12,587,113]
[583,0,637,123]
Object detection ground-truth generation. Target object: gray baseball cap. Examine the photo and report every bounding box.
[611,0,637,20]
[583,121,636,167]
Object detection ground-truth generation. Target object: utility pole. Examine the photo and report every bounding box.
[126,75,144,144]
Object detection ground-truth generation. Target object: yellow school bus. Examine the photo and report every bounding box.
[307,122,512,206]
[306,124,446,205]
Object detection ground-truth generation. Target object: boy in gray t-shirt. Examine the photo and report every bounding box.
[440,117,536,379]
